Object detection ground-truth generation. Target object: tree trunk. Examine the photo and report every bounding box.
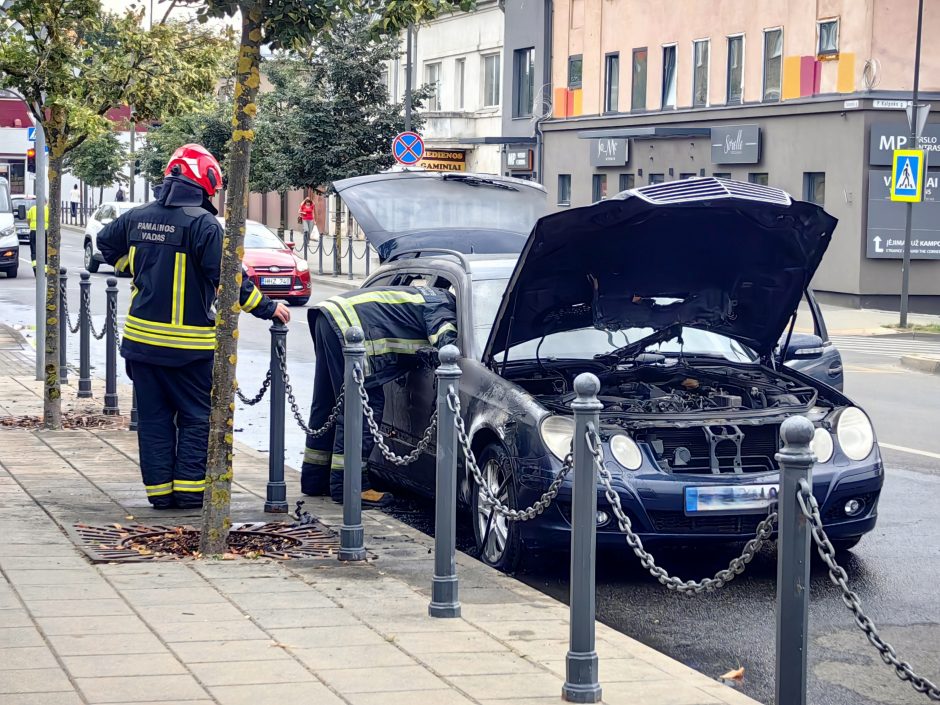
[199,3,263,556]
[333,192,342,274]
[99,185,103,206]
[43,133,64,429]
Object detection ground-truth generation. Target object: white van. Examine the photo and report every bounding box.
[0,177,18,278]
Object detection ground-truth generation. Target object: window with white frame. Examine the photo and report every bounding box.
[454,58,466,110]
[818,19,839,56]
[763,29,783,102]
[425,62,441,111]
[693,39,709,107]
[662,44,677,109]
[483,54,501,107]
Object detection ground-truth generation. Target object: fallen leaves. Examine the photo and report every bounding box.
[718,666,745,687]
[0,412,126,429]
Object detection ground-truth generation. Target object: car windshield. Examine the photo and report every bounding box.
[244,223,285,249]
[472,278,758,363]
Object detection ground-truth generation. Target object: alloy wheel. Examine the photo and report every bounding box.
[476,458,511,564]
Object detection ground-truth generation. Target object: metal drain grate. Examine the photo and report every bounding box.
[70,521,341,563]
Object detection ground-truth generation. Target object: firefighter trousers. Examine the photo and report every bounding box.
[126,358,212,509]
[301,314,384,502]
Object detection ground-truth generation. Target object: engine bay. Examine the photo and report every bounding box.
[507,357,820,417]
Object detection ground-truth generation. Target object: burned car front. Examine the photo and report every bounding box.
[480,178,883,561]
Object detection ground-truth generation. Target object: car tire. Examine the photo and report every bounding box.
[470,443,524,573]
[831,536,862,553]
[288,296,310,307]
[5,266,17,279]
[84,241,99,273]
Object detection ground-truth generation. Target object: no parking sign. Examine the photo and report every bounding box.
[391,132,425,166]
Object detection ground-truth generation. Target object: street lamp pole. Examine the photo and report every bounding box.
[900,0,925,328]
[404,25,413,132]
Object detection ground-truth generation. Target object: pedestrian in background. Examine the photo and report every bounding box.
[115,185,126,202]
[297,196,319,251]
[26,202,48,273]
[69,184,80,222]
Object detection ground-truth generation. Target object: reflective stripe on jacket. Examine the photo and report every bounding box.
[96,178,277,366]
[311,286,458,386]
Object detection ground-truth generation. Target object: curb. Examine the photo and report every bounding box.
[309,274,366,291]
[900,355,940,375]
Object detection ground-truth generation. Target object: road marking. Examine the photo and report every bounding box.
[832,335,940,359]
[844,364,904,374]
[879,442,940,460]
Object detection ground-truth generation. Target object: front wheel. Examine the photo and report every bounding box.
[470,444,524,573]
[287,296,310,307]
[84,241,99,273]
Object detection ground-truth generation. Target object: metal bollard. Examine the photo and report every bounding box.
[265,321,289,513]
[774,415,816,705]
[78,272,92,398]
[429,345,462,618]
[562,373,603,704]
[364,244,370,277]
[129,386,138,432]
[347,238,353,280]
[339,326,367,561]
[102,277,119,415]
[58,268,68,384]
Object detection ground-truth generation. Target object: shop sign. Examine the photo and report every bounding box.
[507,148,533,170]
[866,169,940,259]
[710,125,760,164]
[869,123,940,166]
[589,138,629,167]
[421,149,466,172]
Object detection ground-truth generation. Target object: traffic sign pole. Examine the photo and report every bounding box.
[900,0,925,329]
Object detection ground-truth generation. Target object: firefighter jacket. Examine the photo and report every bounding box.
[97,177,277,366]
[310,286,458,387]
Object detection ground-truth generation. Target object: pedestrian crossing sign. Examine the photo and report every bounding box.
[890,149,925,202]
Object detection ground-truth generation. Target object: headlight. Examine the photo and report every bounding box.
[835,407,874,461]
[295,258,309,272]
[0,225,16,246]
[810,427,834,463]
[609,433,643,470]
[540,415,574,461]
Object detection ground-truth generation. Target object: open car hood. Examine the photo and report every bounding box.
[333,171,547,262]
[483,178,837,362]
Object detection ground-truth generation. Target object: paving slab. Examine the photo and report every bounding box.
[186,658,317,686]
[0,667,73,694]
[209,681,346,705]
[74,674,209,703]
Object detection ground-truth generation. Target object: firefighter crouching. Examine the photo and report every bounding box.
[301,286,458,508]
[97,144,290,509]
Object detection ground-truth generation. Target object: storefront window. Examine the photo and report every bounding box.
[693,39,709,107]
[661,45,677,109]
[632,48,647,110]
[727,35,744,105]
[763,29,783,102]
[713,172,731,179]
[680,173,697,180]
[592,174,608,201]
[619,173,635,192]
[649,173,665,184]
[748,172,769,185]
[804,172,825,205]
[558,174,572,206]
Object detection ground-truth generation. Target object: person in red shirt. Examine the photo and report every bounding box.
[297,196,319,251]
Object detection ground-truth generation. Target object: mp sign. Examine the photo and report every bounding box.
[866,169,940,259]
[869,123,940,166]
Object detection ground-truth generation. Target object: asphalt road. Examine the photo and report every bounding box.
[3,236,939,705]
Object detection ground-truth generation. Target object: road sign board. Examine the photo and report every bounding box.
[26,127,35,142]
[890,149,924,202]
[392,131,424,166]
[866,170,940,259]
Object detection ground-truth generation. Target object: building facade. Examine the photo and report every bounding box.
[540,0,940,311]
[388,1,505,174]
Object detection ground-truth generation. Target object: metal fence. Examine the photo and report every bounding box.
[279,227,379,280]
[57,275,940,704]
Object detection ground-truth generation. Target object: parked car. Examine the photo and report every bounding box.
[0,178,17,278]
[220,218,312,306]
[83,201,144,273]
[11,194,35,244]
[337,172,882,570]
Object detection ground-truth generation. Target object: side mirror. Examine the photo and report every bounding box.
[16,205,26,220]
[782,333,825,362]
[286,242,296,250]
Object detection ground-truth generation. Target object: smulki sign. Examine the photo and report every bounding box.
[710,125,761,164]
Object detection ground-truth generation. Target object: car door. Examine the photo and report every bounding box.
[784,289,844,390]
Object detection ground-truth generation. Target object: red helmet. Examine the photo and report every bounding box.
[164,143,224,197]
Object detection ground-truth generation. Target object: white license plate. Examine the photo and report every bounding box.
[261,276,291,286]
[684,484,778,515]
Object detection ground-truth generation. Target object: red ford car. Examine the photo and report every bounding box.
[221,218,311,306]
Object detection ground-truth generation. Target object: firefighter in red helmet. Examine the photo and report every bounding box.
[97,144,290,510]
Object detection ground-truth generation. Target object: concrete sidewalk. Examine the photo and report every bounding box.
[0,331,757,705]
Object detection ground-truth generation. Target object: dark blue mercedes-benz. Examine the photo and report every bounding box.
[338,172,883,571]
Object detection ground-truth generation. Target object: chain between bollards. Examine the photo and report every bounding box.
[429,344,461,619]
[774,416,815,705]
[102,277,119,416]
[562,373,603,703]
[77,272,92,398]
[265,321,289,513]
[339,326,367,561]
[58,268,68,385]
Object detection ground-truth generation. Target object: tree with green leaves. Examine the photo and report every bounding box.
[186,0,472,556]
[64,130,127,205]
[0,1,231,429]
